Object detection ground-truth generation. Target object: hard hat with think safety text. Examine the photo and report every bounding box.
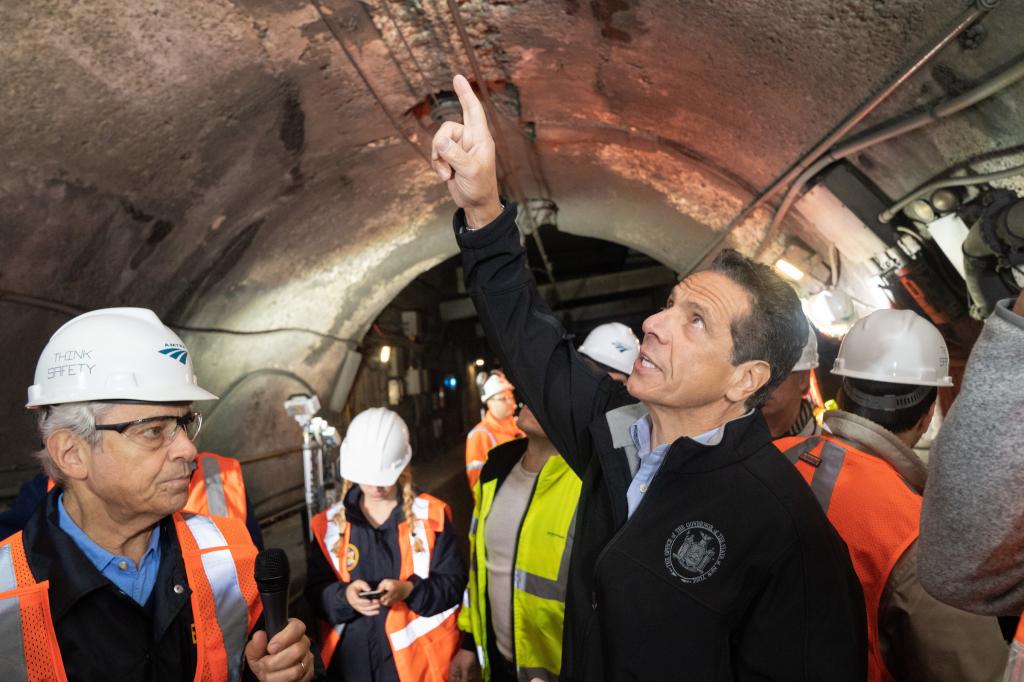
[578,322,640,375]
[26,307,218,408]
[831,309,953,387]
[339,407,413,486]
[791,324,819,372]
[480,371,515,404]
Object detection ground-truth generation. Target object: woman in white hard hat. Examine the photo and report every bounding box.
[465,371,523,492]
[306,407,465,682]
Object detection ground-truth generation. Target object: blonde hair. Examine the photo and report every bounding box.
[334,467,416,528]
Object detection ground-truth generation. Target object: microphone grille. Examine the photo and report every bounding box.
[254,548,290,593]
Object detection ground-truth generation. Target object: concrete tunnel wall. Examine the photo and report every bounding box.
[4,0,1024,589]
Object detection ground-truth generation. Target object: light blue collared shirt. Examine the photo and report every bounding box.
[58,494,162,606]
[625,411,754,518]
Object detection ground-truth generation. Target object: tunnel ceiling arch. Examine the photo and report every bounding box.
[3,0,1024,468]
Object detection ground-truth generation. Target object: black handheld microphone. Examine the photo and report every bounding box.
[254,549,290,639]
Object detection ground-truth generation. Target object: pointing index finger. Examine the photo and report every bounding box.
[453,74,488,138]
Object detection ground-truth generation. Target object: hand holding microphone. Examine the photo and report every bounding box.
[245,549,314,681]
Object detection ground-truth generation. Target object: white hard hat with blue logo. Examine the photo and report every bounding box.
[26,307,218,407]
[578,322,640,375]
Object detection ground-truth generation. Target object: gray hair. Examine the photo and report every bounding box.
[33,402,114,488]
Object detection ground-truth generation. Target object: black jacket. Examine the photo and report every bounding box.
[17,490,303,681]
[305,486,467,682]
[454,204,868,681]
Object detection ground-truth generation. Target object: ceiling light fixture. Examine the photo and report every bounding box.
[774,259,805,281]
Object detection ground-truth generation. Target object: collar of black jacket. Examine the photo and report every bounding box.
[478,437,529,487]
[21,489,188,625]
[597,403,772,475]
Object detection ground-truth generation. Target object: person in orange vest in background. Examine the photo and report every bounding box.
[2,452,264,549]
[0,307,315,682]
[306,407,465,682]
[775,309,1006,681]
[185,451,264,549]
[918,289,1024,679]
[465,371,523,491]
[762,324,822,438]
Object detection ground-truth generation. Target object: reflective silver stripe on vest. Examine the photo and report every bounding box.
[781,436,822,465]
[388,603,459,651]
[0,597,29,682]
[1006,638,1024,682]
[0,545,17,592]
[810,441,847,513]
[0,544,29,682]
[518,665,557,682]
[185,515,248,682]
[605,403,649,477]
[512,509,577,603]
[201,456,228,517]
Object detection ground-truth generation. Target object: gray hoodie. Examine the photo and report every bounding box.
[919,298,1024,616]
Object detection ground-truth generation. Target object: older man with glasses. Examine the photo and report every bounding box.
[0,307,317,682]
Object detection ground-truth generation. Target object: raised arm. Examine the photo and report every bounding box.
[919,292,1024,615]
[432,76,627,472]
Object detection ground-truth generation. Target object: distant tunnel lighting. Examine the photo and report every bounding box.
[474,358,485,367]
[379,345,392,364]
[774,259,805,281]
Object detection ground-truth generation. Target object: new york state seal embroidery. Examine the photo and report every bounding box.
[664,521,726,584]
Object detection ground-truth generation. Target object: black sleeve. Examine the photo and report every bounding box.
[455,204,626,474]
[733,540,868,681]
[304,536,359,625]
[0,474,48,541]
[405,515,468,617]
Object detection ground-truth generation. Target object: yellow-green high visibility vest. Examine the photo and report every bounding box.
[459,442,581,682]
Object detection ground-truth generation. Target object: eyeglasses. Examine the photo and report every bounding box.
[95,412,203,451]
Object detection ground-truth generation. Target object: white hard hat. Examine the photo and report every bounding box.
[578,322,640,375]
[480,372,514,404]
[339,407,412,486]
[832,309,952,387]
[791,324,819,372]
[26,307,217,408]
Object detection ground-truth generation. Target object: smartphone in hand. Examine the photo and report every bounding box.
[358,589,387,600]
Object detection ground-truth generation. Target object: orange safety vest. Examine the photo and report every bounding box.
[0,512,262,682]
[310,493,460,682]
[465,413,523,491]
[775,435,921,682]
[185,453,249,522]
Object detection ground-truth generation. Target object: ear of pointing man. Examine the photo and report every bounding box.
[432,74,503,228]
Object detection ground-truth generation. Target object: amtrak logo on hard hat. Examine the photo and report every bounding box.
[158,343,189,365]
[612,341,630,353]
[664,521,726,584]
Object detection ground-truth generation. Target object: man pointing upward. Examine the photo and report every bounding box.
[432,75,867,681]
